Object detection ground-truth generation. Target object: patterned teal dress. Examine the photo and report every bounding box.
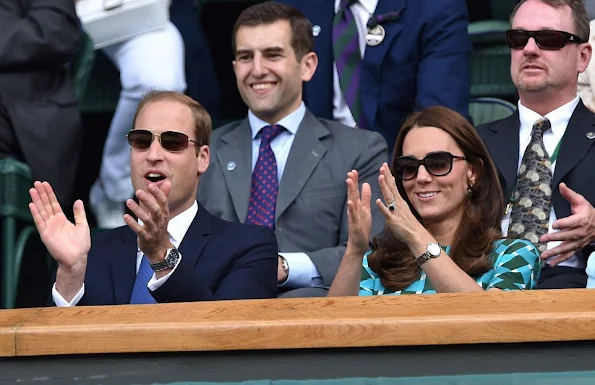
[359,239,541,295]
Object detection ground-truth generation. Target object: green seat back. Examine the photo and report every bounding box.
[469,97,516,126]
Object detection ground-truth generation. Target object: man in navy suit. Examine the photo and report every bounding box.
[28,91,278,306]
[279,0,472,151]
[477,0,595,288]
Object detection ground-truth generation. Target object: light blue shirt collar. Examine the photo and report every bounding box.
[248,102,306,139]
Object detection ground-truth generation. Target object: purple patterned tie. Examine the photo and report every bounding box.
[333,0,369,129]
[246,125,285,230]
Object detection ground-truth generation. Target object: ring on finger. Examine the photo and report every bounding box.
[386,201,396,211]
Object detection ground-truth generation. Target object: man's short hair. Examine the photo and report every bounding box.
[133,91,211,147]
[511,0,590,42]
[231,1,314,61]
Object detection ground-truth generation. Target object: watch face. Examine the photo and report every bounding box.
[427,243,441,257]
[165,248,180,266]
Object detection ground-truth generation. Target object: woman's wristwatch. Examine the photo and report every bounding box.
[416,242,441,266]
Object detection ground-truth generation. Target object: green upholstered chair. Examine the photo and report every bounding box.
[78,51,121,114]
[468,19,510,45]
[468,20,517,101]
[490,0,518,21]
[0,158,37,309]
[469,97,516,126]
[72,31,97,103]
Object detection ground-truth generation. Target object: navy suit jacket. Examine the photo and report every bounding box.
[74,205,278,305]
[280,0,472,151]
[477,100,595,266]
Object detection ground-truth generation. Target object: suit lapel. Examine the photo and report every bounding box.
[276,110,329,220]
[552,101,595,188]
[485,111,521,198]
[111,228,138,304]
[361,0,406,127]
[177,205,211,268]
[217,119,253,222]
[111,208,212,304]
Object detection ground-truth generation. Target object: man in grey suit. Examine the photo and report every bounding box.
[197,1,388,297]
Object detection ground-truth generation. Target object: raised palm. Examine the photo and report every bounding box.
[346,170,372,254]
[29,182,91,268]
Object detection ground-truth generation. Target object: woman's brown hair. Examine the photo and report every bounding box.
[368,106,505,291]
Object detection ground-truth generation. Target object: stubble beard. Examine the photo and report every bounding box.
[516,74,548,92]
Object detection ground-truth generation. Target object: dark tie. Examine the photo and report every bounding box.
[130,254,157,304]
[246,124,285,230]
[333,0,368,129]
[508,118,553,253]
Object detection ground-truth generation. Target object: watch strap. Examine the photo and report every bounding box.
[415,242,441,266]
[280,256,289,273]
[150,260,170,272]
[150,247,180,272]
[416,252,432,266]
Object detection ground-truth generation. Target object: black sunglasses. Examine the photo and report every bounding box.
[395,151,466,181]
[505,29,587,50]
[126,129,198,152]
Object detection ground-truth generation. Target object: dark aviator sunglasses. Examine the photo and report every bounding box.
[126,129,198,152]
[395,151,467,181]
[505,29,587,50]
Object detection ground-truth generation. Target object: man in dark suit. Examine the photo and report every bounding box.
[477,0,595,289]
[0,0,82,209]
[29,91,278,306]
[279,0,471,151]
[197,2,388,298]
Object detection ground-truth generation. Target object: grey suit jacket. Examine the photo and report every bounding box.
[197,109,388,291]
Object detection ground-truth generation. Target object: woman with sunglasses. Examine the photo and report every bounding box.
[328,106,541,296]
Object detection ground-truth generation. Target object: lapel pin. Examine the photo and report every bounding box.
[226,161,236,171]
[586,132,595,139]
[312,25,321,37]
[366,24,385,46]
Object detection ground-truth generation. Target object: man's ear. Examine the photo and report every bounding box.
[197,145,210,176]
[301,52,318,82]
[578,42,592,73]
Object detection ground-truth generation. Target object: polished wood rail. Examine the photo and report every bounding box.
[1,289,595,357]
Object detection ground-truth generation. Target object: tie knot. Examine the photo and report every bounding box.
[340,0,357,9]
[260,125,284,144]
[532,118,551,134]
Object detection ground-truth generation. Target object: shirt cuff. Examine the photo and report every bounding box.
[586,252,595,288]
[147,253,182,291]
[278,252,323,289]
[52,283,85,307]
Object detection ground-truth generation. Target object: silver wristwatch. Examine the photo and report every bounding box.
[150,247,181,272]
[415,242,441,266]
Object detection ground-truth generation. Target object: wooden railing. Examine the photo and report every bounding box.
[2,289,595,357]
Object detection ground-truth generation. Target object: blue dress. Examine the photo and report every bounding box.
[359,239,541,295]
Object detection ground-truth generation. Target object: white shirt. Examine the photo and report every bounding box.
[332,0,379,127]
[502,96,583,268]
[52,201,198,306]
[587,252,595,288]
[248,103,323,288]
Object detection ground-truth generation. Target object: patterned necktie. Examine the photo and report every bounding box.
[333,0,368,129]
[130,254,157,304]
[246,124,285,230]
[508,118,553,253]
